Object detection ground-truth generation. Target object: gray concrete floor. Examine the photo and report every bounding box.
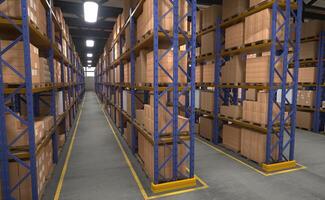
[44,92,325,200]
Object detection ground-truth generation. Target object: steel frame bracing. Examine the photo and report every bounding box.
[209,0,303,164]
[95,0,197,188]
[0,0,85,199]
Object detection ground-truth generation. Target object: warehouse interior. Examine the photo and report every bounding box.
[0,0,325,200]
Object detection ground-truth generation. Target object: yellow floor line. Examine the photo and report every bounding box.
[98,96,208,200]
[54,95,86,200]
[196,137,306,176]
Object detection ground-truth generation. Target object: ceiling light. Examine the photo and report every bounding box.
[84,1,98,23]
[88,64,91,67]
[87,53,93,58]
[86,39,95,47]
[87,60,92,63]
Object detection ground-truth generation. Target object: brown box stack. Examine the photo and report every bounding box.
[39,57,51,83]
[221,55,245,84]
[297,90,315,107]
[222,0,248,20]
[2,41,40,84]
[222,124,241,152]
[220,105,242,119]
[297,67,316,83]
[244,9,284,44]
[296,111,313,130]
[201,5,222,29]
[199,116,213,140]
[246,89,257,101]
[201,31,215,56]
[202,62,215,83]
[199,91,214,112]
[300,41,318,60]
[225,22,245,49]
[241,128,278,163]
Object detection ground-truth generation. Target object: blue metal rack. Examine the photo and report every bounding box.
[194,0,303,168]
[95,0,197,191]
[312,32,325,132]
[0,1,85,199]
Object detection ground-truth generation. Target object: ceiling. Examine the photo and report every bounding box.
[53,0,324,67]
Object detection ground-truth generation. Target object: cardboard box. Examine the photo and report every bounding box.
[246,89,257,101]
[199,91,214,112]
[135,50,148,83]
[300,41,318,60]
[244,9,284,44]
[222,0,248,20]
[300,20,325,39]
[297,90,315,107]
[196,64,203,83]
[202,62,215,83]
[201,31,215,55]
[221,55,245,84]
[297,67,316,83]
[225,22,244,49]
[2,41,40,84]
[220,105,242,119]
[199,116,213,140]
[241,128,278,163]
[296,111,313,130]
[222,124,241,152]
[201,5,222,29]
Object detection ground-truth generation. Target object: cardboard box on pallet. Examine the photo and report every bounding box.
[245,89,257,101]
[297,90,315,107]
[225,22,244,49]
[300,41,318,60]
[196,9,202,33]
[135,50,148,83]
[220,105,242,119]
[297,67,316,83]
[202,62,215,83]
[300,20,325,39]
[296,111,313,130]
[39,57,51,83]
[2,41,40,84]
[196,64,203,83]
[199,116,213,140]
[201,5,222,30]
[222,124,241,152]
[201,31,215,56]
[241,128,278,163]
[221,55,245,84]
[138,134,187,181]
[244,9,284,44]
[146,50,187,84]
[126,92,144,116]
[222,0,248,21]
[199,90,214,112]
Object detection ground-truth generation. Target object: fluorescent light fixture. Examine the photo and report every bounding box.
[87,53,93,58]
[87,60,92,63]
[86,39,95,47]
[88,64,91,67]
[84,1,98,23]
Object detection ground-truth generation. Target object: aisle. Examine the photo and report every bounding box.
[46,92,143,200]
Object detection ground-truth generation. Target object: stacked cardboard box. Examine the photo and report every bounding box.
[300,41,318,60]
[2,139,53,200]
[300,20,325,39]
[124,92,144,116]
[222,0,248,20]
[222,124,241,152]
[199,116,213,140]
[199,91,214,112]
[39,57,51,83]
[241,128,278,163]
[0,0,47,35]
[2,41,40,84]
[221,55,245,84]
[138,133,187,181]
[5,113,44,147]
[201,5,222,30]
[296,111,313,130]
[242,91,280,125]
[146,50,187,83]
[225,22,245,49]
[244,9,284,44]
[195,64,203,83]
[246,89,257,101]
[220,105,242,119]
[135,50,148,84]
[201,31,215,56]
[297,90,315,107]
[297,67,316,83]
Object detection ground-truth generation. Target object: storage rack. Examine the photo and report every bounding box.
[196,0,302,170]
[96,0,197,192]
[295,31,325,133]
[0,0,85,199]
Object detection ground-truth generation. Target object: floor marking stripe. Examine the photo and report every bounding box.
[196,137,306,176]
[97,96,208,200]
[54,95,86,200]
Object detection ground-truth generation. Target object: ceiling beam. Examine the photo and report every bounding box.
[64,17,115,30]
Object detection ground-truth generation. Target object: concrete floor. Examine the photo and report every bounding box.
[44,92,325,200]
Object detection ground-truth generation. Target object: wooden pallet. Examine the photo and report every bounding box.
[244,39,271,47]
[242,120,267,128]
[220,115,241,121]
[222,13,240,23]
[248,0,273,10]
[296,126,312,131]
[301,36,319,42]
[299,58,317,62]
[224,46,242,53]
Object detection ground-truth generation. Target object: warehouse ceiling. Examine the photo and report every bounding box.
[54,0,324,68]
